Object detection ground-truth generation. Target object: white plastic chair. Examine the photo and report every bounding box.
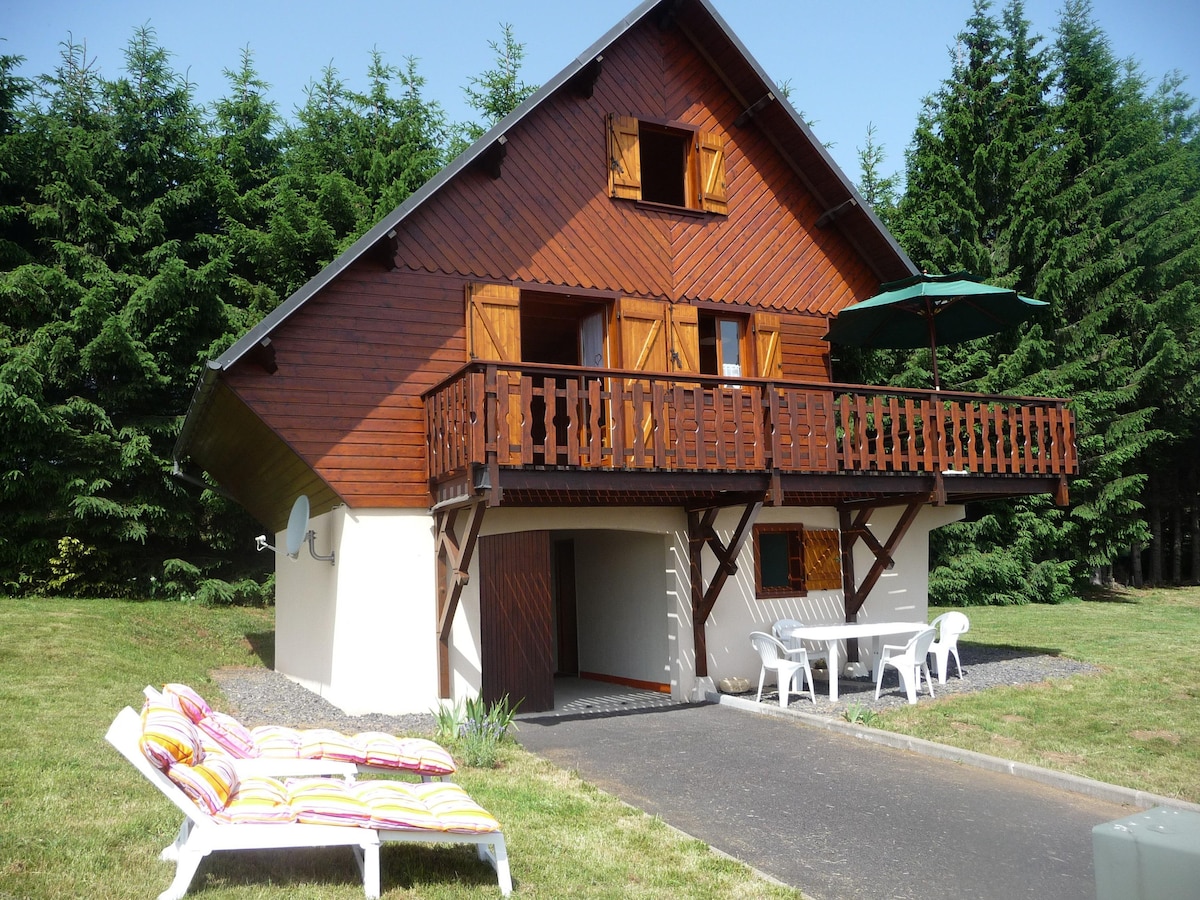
[771,618,829,669]
[928,611,970,684]
[874,627,937,704]
[750,632,815,707]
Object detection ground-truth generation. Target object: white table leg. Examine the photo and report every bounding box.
[827,640,841,701]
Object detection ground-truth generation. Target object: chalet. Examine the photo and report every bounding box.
[174,0,1076,715]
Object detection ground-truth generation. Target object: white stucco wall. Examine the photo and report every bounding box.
[274,507,438,715]
[273,501,963,714]
[572,529,672,686]
[702,504,965,690]
[453,507,689,702]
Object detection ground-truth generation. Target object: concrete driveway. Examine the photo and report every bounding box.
[517,701,1133,899]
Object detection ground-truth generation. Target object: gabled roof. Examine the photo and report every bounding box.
[175,0,916,465]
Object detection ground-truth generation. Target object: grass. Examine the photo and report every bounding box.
[0,597,800,900]
[881,585,1200,804]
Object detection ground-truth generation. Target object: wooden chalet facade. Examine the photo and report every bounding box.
[175,0,1076,715]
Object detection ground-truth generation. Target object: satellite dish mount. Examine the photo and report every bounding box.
[254,494,334,565]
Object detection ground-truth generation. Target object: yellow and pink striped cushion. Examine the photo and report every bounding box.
[167,755,238,816]
[162,683,213,723]
[196,711,257,757]
[356,733,456,776]
[298,728,366,763]
[355,781,442,831]
[409,781,501,834]
[217,776,297,825]
[139,697,204,769]
[287,777,372,828]
[250,725,303,757]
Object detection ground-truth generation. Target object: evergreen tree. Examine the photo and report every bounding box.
[448,23,539,157]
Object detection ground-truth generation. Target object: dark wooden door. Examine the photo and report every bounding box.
[479,530,554,712]
[554,539,579,676]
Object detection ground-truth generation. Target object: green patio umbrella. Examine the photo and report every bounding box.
[823,272,1048,389]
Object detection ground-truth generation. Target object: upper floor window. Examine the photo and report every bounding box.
[699,313,745,377]
[608,114,728,214]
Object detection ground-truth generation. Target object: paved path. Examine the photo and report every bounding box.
[516,702,1132,899]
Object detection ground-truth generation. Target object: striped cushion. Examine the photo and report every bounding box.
[298,728,366,764]
[410,781,501,834]
[286,777,372,828]
[167,755,238,816]
[197,711,257,758]
[356,781,442,831]
[162,683,213,723]
[250,725,303,758]
[357,733,457,777]
[217,776,297,825]
[139,697,204,769]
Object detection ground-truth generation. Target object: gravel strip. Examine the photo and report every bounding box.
[210,667,438,736]
[746,642,1099,717]
[210,643,1097,731]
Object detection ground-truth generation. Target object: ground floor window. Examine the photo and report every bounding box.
[753,524,842,598]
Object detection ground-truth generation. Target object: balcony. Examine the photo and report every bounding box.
[424,362,1076,505]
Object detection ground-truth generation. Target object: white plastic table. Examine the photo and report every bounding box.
[783,621,929,701]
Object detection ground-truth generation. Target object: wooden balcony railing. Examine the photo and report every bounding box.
[424,362,1077,485]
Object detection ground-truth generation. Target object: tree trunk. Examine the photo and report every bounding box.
[1148,479,1163,587]
[1171,497,1183,585]
[1130,541,1143,589]
[1191,491,1200,585]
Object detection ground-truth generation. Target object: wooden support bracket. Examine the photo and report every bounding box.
[435,498,486,698]
[688,494,764,677]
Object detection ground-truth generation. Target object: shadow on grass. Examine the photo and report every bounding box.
[195,844,499,896]
[245,631,275,669]
[1080,585,1142,604]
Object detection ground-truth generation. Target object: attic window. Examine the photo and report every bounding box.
[608,114,728,214]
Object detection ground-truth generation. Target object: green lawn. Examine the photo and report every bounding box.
[3,588,1196,898]
[888,586,1200,804]
[0,597,799,900]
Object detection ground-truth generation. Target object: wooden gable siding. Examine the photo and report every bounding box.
[781,314,832,381]
[224,265,467,509]
[387,21,877,317]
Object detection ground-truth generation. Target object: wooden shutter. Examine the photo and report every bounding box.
[753,312,783,378]
[697,130,728,214]
[608,114,641,200]
[467,283,521,361]
[668,303,699,372]
[617,297,668,372]
[803,528,842,591]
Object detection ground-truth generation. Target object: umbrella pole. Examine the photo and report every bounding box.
[926,299,942,390]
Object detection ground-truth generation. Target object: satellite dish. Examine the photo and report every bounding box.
[285,495,310,559]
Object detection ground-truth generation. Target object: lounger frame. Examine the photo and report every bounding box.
[106,707,512,899]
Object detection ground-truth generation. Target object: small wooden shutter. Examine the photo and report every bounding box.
[668,303,699,372]
[467,283,521,361]
[617,297,668,372]
[753,312,783,378]
[697,130,728,214]
[608,114,641,200]
[803,528,842,591]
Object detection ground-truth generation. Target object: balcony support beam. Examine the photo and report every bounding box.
[838,498,927,663]
[688,494,765,677]
[435,497,486,698]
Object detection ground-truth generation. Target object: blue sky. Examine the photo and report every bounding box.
[3,0,1197,180]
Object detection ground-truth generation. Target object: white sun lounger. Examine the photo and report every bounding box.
[106,707,512,899]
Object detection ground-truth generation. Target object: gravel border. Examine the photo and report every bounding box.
[209,642,1098,732]
[742,642,1100,717]
[210,667,439,735]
